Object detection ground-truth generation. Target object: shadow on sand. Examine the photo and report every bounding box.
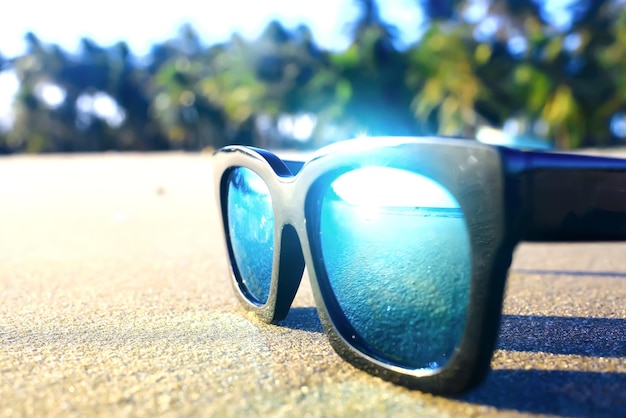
[279,307,626,416]
[278,307,323,333]
[460,314,626,417]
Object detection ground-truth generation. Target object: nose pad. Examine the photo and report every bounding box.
[271,224,306,322]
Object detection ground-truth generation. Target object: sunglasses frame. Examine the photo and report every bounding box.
[213,137,520,394]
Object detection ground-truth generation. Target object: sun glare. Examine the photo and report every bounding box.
[331,167,458,209]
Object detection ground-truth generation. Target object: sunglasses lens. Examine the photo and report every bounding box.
[320,167,471,370]
[227,167,274,304]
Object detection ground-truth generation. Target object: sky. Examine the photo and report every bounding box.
[0,0,424,57]
[0,0,583,58]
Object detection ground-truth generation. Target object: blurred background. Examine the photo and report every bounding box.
[1,0,625,154]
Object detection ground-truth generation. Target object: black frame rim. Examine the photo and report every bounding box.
[213,137,515,394]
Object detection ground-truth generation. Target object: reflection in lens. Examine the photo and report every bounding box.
[320,167,471,370]
[227,167,274,304]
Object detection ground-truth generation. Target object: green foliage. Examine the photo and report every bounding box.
[408,24,484,136]
[1,0,626,152]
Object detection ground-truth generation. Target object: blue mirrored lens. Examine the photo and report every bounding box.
[320,167,471,370]
[227,167,274,304]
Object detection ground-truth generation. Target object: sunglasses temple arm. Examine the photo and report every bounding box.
[500,147,626,241]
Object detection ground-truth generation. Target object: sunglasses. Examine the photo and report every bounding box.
[212,136,626,394]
